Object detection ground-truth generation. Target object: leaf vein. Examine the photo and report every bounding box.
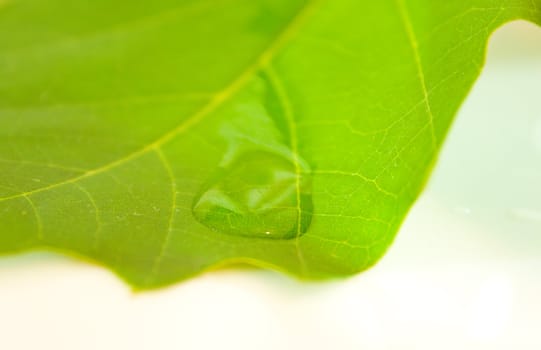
[0,0,319,203]
[148,148,177,281]
[395,0,437,150]
[264,64,308,274]
[23,195,43,241]
[74,183,101,250]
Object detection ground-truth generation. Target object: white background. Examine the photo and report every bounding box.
[0,21,540,350]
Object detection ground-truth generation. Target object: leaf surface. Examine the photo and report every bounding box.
[0,0,539,288]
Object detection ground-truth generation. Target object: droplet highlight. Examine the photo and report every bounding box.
[192,151,313,240]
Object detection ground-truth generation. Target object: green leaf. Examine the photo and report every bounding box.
[0,0,539,289]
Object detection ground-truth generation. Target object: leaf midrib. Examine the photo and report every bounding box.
[0,0,319,203]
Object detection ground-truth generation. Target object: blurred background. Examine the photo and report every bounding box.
[0,20,540,350]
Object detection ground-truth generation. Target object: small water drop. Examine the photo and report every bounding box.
[192,151,313,240]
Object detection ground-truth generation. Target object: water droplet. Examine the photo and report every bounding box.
[192,151,313,240]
